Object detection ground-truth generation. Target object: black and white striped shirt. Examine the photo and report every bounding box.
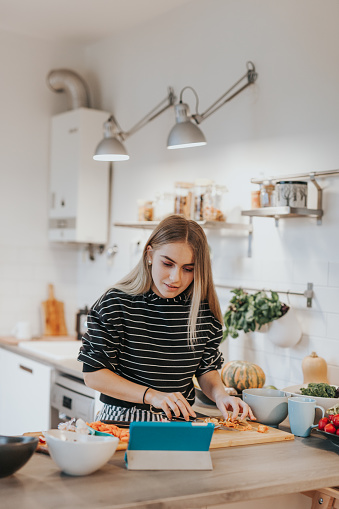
[77,289,223,406]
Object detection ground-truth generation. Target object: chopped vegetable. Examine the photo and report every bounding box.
[87,421,130,442]
[300,383,337,398]
[327,404,339,415]
[257,424,268,433]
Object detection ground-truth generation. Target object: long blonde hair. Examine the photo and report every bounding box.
[114,214,223,343]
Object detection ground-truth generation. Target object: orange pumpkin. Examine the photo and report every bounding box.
[221,360,266,391]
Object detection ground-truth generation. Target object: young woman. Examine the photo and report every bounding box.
[78,215,255,422]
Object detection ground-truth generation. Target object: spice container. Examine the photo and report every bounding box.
[251,189,261,209]
[174,182,193,219]
[203,184,227,221]
[260,182,275,207]
[193,179,214,221]
[275,181,308,208]
[137,200,154,221]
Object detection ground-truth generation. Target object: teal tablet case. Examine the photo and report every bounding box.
[125,421,214,470]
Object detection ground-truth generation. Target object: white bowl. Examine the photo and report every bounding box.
[242,388,288,427]
[283,384,339,412]
[44,430,119,476]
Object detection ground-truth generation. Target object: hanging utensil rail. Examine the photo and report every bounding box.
[215,282,314,308]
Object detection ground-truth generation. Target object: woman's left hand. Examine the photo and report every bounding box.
[215,393,256,422]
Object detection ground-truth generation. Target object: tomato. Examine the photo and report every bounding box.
[327,414,334,422]
[324,423,337,434]
[332,415,339,428]
[336,428,339,436]
[318,417,329,430]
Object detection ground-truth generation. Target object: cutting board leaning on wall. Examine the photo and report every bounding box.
[42,284,68,336]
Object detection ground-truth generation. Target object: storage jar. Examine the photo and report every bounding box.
[260,182,275,207]
[193,179,214,221]
[153,192,175,221]
[137,200,154,221]
[203,184,227,221]
[174,182,193,219]
[275,181,308,208]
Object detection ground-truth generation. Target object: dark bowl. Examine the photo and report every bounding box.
[315,428,339,447]
[0,435,38,478]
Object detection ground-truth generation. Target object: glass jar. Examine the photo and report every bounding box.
[260,182,275,207]
[251,189,261,209]
[193,179,214,221]
[174,182,193,219]
[137,199,154,221]
[203,184,228,221]
[153,192,175,221]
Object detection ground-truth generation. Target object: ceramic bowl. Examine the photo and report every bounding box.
[44,429,119,476]
[283,384,339,412]
[0,435,38,478]
[242,388,288,427]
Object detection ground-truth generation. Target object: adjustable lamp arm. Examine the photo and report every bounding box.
[126,87,176,137]
[187,61,257,125]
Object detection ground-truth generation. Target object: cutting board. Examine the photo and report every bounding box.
[210,421,294,449]
[42,284,68,336]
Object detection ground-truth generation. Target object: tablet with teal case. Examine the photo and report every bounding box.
[125,421,214,470]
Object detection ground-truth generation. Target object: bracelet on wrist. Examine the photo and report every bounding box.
[143,387,151,404]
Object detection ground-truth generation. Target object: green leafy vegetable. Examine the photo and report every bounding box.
[300,383,337,398]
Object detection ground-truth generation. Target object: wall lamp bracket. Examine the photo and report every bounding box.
[94,87,176,161]
[167,61,258,150]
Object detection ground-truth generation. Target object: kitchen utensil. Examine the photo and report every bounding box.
[288,396,325,437]
[44,429,119,476]
[42,284,68,336]
[242,388,288,427]
[75,306,89,340]
[0,435,38,478]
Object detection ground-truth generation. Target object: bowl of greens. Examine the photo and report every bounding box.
[283,383,339,412]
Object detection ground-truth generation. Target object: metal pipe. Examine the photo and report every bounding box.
[47,69,90,110]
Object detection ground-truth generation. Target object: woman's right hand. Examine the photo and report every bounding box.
[144,389,196,421]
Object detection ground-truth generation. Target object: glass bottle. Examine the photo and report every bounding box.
[174,182,193,219]
[193,179,214,221]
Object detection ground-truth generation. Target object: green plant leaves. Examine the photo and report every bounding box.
[222,288,287,341]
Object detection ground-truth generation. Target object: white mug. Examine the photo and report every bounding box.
[288,396,325,437]
[12,321,32,341]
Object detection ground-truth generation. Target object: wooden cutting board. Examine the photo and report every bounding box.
[210,421,294,449]
[42,284,68,336]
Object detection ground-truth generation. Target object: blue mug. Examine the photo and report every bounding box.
[288,396,325,437]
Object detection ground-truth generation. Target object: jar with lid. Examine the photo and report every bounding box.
[137,199,154,221]
[153,192,175,221]
[174,182,193,219]
[260,181,275,207]
[193,179,214,221]
[203,184,228,221]
[275,181,308,208]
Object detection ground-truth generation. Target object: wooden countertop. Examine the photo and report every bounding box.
[1,432,338,509]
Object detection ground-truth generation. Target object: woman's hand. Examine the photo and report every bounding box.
[144,389,196,421]
[197,370,256,422]
[215,393,256,422]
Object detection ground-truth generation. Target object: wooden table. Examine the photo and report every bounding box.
[1,431,338,509]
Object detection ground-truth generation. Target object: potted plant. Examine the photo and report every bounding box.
[222,288,301,347]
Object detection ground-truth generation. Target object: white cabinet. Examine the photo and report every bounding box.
[0,349,53,435]
[49,107,110,244]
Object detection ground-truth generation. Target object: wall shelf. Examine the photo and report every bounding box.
[242,206,323,225]
[114,220,253,232]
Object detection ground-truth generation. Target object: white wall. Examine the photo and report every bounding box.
[1,0,339,389]
[78,0,339,388]
[0,30,86,337]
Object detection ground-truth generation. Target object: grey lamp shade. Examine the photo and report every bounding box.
[167,120,207,149]
[93,136,129,161]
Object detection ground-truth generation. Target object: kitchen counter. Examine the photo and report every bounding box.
[0,340,83,379]
[1,431,338,509]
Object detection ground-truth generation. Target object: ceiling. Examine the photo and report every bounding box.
[0,0,192,44]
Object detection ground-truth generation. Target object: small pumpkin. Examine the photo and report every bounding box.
[302,351,328,384]
[221,360,266,391]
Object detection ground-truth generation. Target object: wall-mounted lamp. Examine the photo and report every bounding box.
[94,88,176,161]
[167,61,258,150]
